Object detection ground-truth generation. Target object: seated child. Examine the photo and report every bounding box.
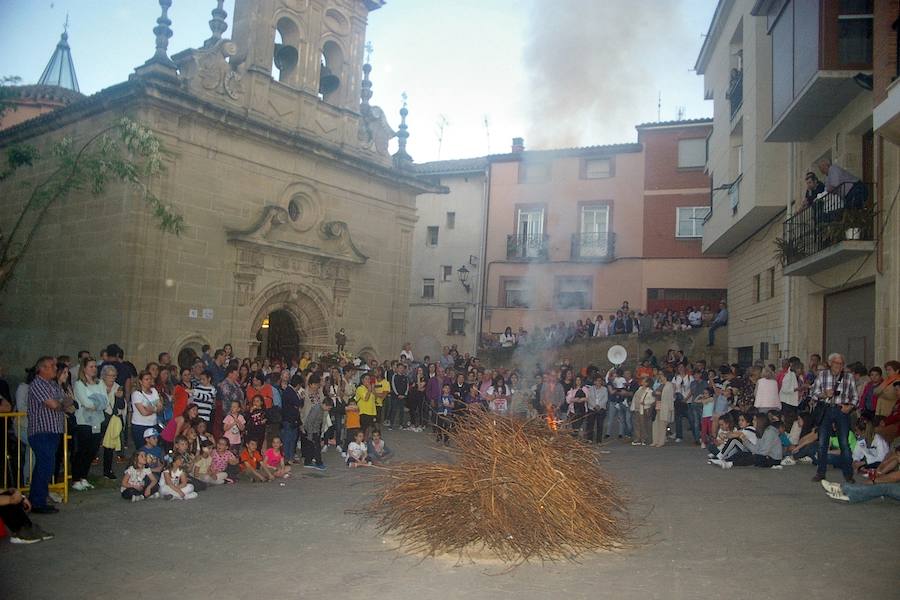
[240,439,275,482]
[223,400,246,455]
[139,428,165,476]
[263,436,292,479]
[708,413,735,459]
[167,434,207,491]
[120,451,160,502]
[852,416,890,472]
[346,430,372,467]
[210,437,239,483]
[159,455,198,499]
[367,429,393,464]
[195,419,215,448]
[193,440,226,485]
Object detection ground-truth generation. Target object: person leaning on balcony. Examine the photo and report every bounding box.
[706,301,728,347]
[803,171,825,210]
[817,159,866,210]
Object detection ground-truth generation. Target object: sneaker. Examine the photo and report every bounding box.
[83,480,95,489]
[674,438,683,443]
[48,492,63,503]
[707,453,718,459]
[387,425,393,431]
[709,459,723,466]
[184,492,198,500]
[72,480,88,491]
[820,479,842,494]
[10,528,42,544]
[314,464,327,471]
[149,492,161,498]
[103,472,117,480]
[303,464,318,469]
[826,490,850,502]
[341,452,348,458]
[720,461,733,470]
[321,446,328,453]
[780,456,797,466]
[630,442,641,446]
[811,473,825,482]
[798,456,814,465]
[770,465,783,470]
[31,525,55,541]
[131,494,144,503]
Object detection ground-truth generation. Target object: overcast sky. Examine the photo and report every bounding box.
[0,0,715,162]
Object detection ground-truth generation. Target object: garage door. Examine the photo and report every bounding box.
[824,284,875,367]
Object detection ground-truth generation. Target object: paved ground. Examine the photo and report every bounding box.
[3,431,899,600]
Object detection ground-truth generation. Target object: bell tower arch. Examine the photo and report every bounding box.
[231,0,382,113]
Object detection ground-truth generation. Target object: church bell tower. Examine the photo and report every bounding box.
[231,0,384,114]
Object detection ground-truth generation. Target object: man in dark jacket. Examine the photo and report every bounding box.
[390,364,410,429]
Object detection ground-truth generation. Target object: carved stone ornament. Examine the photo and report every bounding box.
[227,205,367,265]
[358,104,395,157]
[174,39,244,101]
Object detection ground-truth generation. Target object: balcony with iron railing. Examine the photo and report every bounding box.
[873,16,900,144]
[781,182,875,276]
[506,233,549,260]
[570,232,615,261]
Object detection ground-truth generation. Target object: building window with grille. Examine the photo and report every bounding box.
[449,308,466,335]
[446,212,456,229]
[441,265,452,281]
[502,279,529,308]
[753,274,761,303]
[676,206,710,238]
[583,158,612,179]
[677,138,706,169]
[554,277,592,310]
[767,267,775,299]
[422,278,435,299]
[426,226,439,246]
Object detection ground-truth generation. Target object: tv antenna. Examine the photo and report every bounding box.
[436,114,449,159]
[676,106,686,120]
[657,91,661,122]
[483,114,491,154]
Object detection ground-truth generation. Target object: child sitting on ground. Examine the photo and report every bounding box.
[193,440,226,485]
[708,413,735,459]
[264,436,292,479]
[195,419,215,448]
[210,437,239,483]
[139,428,165,476]
[852,415,889,473]
[223,400,246,455]
[346,430,372,467]
[241,439,274,482]
[367,429,393,464]
[120,451,159,502]
[159,454,198,500]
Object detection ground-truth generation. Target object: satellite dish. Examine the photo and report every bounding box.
[607,345,627,367]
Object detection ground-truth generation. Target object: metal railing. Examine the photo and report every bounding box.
[782,182,874,267]
[729,70,743,119]
[570,231,615,260]
[2,412,70,503]
[507,233,549,260]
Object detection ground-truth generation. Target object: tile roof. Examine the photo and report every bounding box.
[414,156,488,175]
[635,118,713,129]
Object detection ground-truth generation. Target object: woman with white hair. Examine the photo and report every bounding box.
[99,364,125,479]
[754,366,781,411]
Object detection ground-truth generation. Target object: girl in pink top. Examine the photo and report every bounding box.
[263,436,292,479]
[222,400,246,453]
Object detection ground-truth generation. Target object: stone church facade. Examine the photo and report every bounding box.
[0,0,437,370]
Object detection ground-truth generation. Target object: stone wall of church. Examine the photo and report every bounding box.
[0,94,418,373]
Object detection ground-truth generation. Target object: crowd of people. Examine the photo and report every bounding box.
[2,340,898,545]
[484,300,730,348]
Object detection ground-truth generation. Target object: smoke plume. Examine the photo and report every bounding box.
[522,0,691,148]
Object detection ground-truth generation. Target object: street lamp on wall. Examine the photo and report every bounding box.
[457,265,470,293]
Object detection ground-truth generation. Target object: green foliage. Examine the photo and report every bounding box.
[0,117,184,291]
[0,75,23,120]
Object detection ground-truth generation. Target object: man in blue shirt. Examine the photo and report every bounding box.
[707,300,729,346]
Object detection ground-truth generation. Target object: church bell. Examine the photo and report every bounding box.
[273,43,298,72]
[319,65,340,96]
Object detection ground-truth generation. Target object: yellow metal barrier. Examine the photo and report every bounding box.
[2,412,70,504]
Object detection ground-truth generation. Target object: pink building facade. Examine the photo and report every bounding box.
[480,123,729,337]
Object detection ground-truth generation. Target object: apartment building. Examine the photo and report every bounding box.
[409,158,488,357]
[479,131,728,337]
[697,0,899,366]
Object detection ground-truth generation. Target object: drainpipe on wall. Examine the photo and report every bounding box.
[784,142,794,358]
[474,162,491,355]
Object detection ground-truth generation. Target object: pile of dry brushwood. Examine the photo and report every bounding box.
[364,411,630,562]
